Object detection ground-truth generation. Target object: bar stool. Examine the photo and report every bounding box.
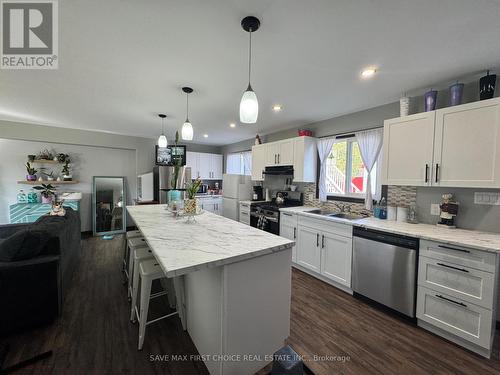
[134,259,177,350]
[129,247,154,320]
[122,230,142,278]
[126,237,148,299]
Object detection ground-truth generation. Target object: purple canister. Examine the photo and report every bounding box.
[449,82,464,106]
[424,89,438,112]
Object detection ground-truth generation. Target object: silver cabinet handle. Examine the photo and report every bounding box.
[435,294,467,308]
[278,154,280,164]
[437,262,469,273]
[274,154,277,164]
[435,163,439,183]
[282,212,292,216]
[241,211,249,215]
[437,245,470,253]
[293,227,296,239]
[316,233,319,247]
[425,164,429,183]
[322,235,325,248]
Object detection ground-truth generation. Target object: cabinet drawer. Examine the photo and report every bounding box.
[417,286,493,348]
[418,256,495,309]
[420,240,496,273]
[280,212,297,226]
[298,216,352,238]
[239,210,250,225]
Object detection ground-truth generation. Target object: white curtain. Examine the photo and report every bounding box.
[356,128,383,210]
[242,151,252,175]
[317,138,335,202]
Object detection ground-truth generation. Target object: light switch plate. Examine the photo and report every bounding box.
[474,192,500,205]
[430,203,441,216]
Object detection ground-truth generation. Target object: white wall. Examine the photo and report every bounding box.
[0,139,136,231]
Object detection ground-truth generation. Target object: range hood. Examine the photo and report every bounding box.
[262,165,294,175]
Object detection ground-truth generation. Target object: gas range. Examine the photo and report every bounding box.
[250,191,303,235]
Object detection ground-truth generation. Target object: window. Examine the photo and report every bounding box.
[325,138,379,198]
[226,151,252,175]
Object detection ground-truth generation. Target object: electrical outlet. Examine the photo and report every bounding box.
[430,203,441,216]
[474,192,500,205]
[307,193,314,201]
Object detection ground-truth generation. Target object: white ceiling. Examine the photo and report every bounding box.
[1,0,500,145]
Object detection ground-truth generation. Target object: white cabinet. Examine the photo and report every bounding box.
[279,212,298,262]
[239,202,251,225]
[251,144,266,181]
[382,97,500,188]
[382,112,435,186]
[320,231,352,287]
[297,226,321,272]
[295,215,353,289]
[251,136,317,182]
[433,99,500,187]
[199,196,223,215]
[416,239,498,357]
[186,152,223,180]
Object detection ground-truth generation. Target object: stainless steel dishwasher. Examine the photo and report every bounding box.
[352,227,419,317]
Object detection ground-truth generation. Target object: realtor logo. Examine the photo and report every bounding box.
[1,0,58,69]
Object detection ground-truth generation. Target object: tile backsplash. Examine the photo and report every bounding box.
[387,185,417,207]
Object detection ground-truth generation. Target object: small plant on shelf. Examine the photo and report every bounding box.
[57,153,69,163]
[25,162,38,181]
[61,159,72,181]
[33,183,57,204]
[41,168,55,181]
[37,148,54,161]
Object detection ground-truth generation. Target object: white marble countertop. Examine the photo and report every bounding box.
[239,200,267,205]
[127,204,294,277]
[354,217,500,253]
[195,194,222,198]
[282,207,500,253]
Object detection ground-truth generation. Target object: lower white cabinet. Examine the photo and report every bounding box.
[293,216,353,289]
[320,232,352,287]
[297,226,321,272]
[416,240,498,357]
[279,212,298,262]
[239,202,251,225]
[199,196,223,215]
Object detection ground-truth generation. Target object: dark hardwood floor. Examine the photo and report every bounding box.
[2,235,500,374]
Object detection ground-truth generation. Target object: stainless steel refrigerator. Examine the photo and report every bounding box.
[153,166,192,204]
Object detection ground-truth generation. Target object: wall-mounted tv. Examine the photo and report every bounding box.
[155,145,187,166]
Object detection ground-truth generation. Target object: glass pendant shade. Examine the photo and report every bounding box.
[240,85,258,123]
[158,134,168,148]
[181,120,193,141]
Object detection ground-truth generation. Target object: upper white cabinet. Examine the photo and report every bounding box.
[186,151,223,180]
[434,99,500,187]
[251,136,317,182]
[251,144,267,181]
[382,112,435,186]
[382,98,500,188]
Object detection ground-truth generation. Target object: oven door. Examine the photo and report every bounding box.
[250,212,279,235]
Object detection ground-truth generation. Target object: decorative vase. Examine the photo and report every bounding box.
[449,82,464,106]
[168,190,182,202]
[26,174,37,181]
[41,195,53,204]
[399,96,410,116]
[184,198,197,214]
[424,89,438,112]
[480,70,496,100]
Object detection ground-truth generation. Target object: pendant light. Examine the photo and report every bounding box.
[240,16,260,124]
[157,114,168,148]
[181,87,194,141]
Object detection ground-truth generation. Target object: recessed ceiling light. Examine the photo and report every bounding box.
[229,123,236,128]
[272,104,282,112]
[361,67,377,79]
[203,134,208,138]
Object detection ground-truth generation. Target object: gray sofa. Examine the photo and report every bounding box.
[0,208,81,335]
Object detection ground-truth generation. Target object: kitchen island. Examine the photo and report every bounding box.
[126,204,294,375]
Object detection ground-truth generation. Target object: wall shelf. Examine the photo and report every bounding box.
[17,180,79,185]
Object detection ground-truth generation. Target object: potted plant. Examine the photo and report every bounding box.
[184,178,202,214]
[168,131,182,202]
[27,154,36,162]
[33,183,56,204]
[57,153,69,163]
[37,148,53,161]
[25,162,38,181]
[61,159,72,181]
[42,169,55,181]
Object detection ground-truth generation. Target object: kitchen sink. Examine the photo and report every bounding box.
[306,209,336,216]
[328,213,365,220]
[306,209,365,220]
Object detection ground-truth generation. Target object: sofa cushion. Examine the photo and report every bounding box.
[0,229,50,261]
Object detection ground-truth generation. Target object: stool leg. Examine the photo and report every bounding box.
[130,257,141,322]
[138,276,152,350]
[127,247,135,299]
